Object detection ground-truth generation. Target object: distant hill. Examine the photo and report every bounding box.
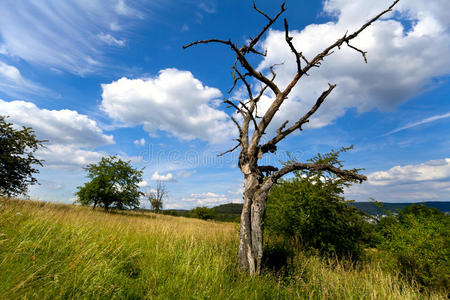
[160,201,449,221]
[349,201,450,216]
[213,203,244,215]
[203,201,450,218]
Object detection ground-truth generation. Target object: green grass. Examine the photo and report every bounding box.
[0,198,446,299]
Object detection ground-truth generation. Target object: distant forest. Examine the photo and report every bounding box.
[165,202,450,222]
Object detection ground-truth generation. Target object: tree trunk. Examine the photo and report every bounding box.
[237,172,268,275]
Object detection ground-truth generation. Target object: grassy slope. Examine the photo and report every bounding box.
[0,199,445,299]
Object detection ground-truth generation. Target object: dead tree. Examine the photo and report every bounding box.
[148,181,166,213]
[184,0,400,275]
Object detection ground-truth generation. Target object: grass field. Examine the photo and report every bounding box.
[0,198,446,299]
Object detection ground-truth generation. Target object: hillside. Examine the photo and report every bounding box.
[349,201,450,216]
[202,202,450,220]
[0,198,444,299]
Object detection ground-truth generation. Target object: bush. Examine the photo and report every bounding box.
[188,207,215,220]
[374,204,449,290]
[265,148,368,259]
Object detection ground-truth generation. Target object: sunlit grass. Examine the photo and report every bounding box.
[0,198,446,299]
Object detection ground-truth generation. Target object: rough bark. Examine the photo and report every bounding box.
[184,0,400,275]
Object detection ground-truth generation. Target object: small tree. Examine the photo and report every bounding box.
[76,156,144,211]
[148,181,166,213]
[189,206,216,220]
[184,1,399,274]
[0,115,46,197]
[266,147,367,259]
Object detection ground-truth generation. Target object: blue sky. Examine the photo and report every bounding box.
[0,0,449,209]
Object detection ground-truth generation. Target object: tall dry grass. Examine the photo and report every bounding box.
[0,198,446,299]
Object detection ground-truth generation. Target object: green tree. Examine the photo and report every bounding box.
[265,147,367,259]
[0,115,46,197]
[76,156,144,211]
[189,206,216,220]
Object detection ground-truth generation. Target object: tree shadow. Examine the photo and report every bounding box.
[262,243,295,275]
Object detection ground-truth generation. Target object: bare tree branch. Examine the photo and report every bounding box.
[284,18,302,73]
[287,0,400,92]
[271,162,367,183]
[250,1,399,154]
[260,83,336,154]
[218,143,240,157]
[239,101,260,134]
[183,6,284,96]
[242,2,286,54]
[225,99,246,117]
[346,41,368,63]
[230,115,243,137]
[182,39,233,50]
[252,0,273,21]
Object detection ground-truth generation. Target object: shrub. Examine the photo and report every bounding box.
[265,148,367,259]
[188,207,215,220]
[374,204,449,290]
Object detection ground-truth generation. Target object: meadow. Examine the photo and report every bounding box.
[0,198,446,299]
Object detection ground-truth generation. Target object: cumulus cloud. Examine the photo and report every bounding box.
[100,68,235,143]
[0,100,114,148]
[0,1,145,74]
[347,158,450,202]
[0,99,114,168]
[253,0,450,133]
[181,192,228,207]
[368,158,450,186]
[37,145,105,169]
[151,171,174,182]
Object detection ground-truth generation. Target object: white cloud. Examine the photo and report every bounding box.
[253,0,450,133]
[176,170,195,179]
[134,138,146,146]
[368,158,450,186]
[0,61,50,97]
[115,0,142,17]
[37,145,105,169]
[97,33,126,47]
[138,180,149,188]
[181,192,228,207]
[100,68,235,143]
[346,158,450,202]
[384,112,450,136]
[0,99,114,168]
[0,100,114,148]
[0,1,145,75]
[151,171,174,182]
[0,61,21,82]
